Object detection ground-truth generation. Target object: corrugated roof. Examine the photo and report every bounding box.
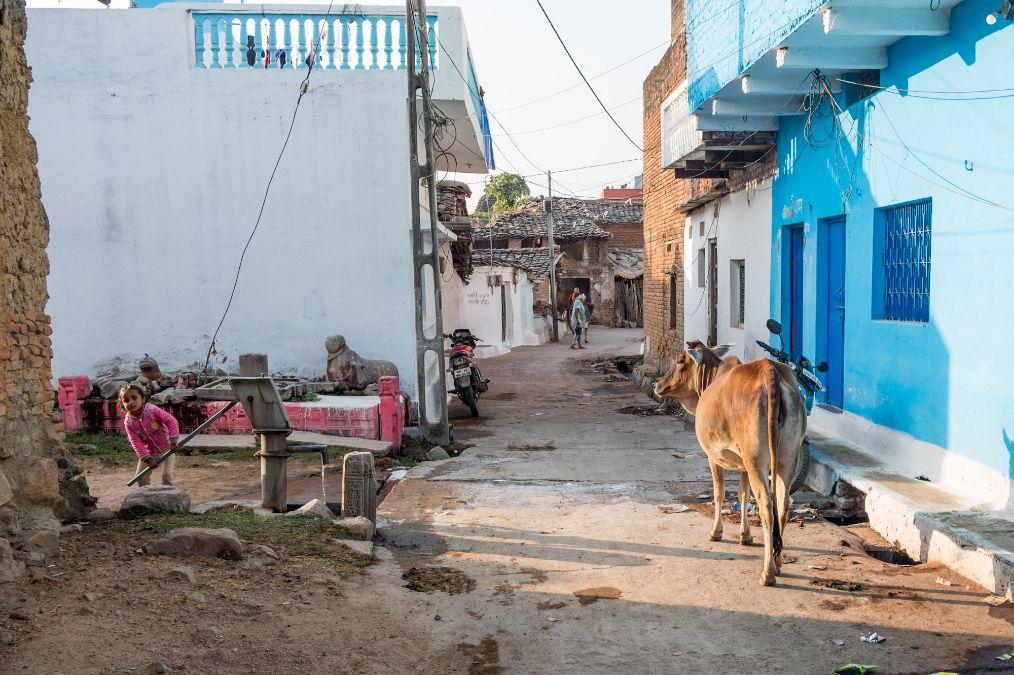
[471,247,555,282]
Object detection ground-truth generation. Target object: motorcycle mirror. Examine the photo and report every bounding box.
[765,319,782,335]
[816,362,829,373]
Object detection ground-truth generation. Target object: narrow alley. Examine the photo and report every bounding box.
[380,329,1014,674]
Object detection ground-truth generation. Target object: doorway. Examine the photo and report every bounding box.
[783,225,805,361]
[819,216,846,409]
[707,238,718,346]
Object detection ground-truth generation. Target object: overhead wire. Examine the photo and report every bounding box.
[201,2,349,376]
[534,0,642,151]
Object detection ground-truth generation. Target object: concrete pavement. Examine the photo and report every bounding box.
[379,328,1014,674]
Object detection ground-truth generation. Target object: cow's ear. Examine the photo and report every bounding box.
[710,343,735,358]
[686,348,705,363]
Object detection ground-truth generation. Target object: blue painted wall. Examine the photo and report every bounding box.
[685,0,822,111]
[769,0,1014,478]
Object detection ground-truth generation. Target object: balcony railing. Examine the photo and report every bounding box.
[192,11,438,71]
[660,82,702,169]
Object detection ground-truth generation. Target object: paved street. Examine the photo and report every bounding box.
[380,328,1014,674]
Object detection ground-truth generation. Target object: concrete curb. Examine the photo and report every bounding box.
[805,441,1014,601]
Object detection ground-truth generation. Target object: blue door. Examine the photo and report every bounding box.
[820,217,846,408]
[786,227,805,361]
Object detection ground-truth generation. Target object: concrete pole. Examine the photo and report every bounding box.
[239,353,269,377]
[547,170,559,342]
[258,432,289,513]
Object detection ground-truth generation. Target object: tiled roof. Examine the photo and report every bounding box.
[471,247,555,282]
[472,197,641,242]
[607,247,644,279]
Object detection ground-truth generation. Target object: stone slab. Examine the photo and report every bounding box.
[290,431,391,458]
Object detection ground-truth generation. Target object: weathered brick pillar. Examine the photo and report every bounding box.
[0,1,85,582]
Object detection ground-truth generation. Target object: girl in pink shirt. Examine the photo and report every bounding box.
[118,384,181,487]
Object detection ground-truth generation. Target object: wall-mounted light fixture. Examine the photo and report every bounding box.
[822,6,835,33]
[986,0,1013,24]
[776,47,788,68]
[740,75,751,94]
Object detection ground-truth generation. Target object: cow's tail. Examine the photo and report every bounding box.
[766,364,784,558]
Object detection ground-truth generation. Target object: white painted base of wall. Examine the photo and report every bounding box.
[809,407,1014,513]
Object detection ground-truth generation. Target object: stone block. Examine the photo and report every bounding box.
[143,528,244,560]
[0,538,25,584]
[167,566,198,585]
[340,452,377,522]
[14,458,61,505]
[334,516,375,540]
[426,446,450,461]
[119,486,192,517]
[21,530,59,557]
[0,470,12,508]
[286,498,336,521]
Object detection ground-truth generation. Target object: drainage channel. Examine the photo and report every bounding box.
[826,516,922,566]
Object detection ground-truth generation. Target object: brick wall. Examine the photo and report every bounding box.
[641,0,690,367]
[602,223,644,248]
[1,2,68,582]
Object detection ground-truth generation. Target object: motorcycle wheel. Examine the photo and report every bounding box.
[460,386,479,418]
[789,440,811,494]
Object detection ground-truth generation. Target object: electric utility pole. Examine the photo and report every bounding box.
[546,170,559,342]
[406,0,449,444]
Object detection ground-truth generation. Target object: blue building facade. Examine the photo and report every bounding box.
[668,0,1014,499]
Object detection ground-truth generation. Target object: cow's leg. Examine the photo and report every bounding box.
[773,451,794,572]
[709,460,724,542]
[738,471,753,545]
[745,467,777,586]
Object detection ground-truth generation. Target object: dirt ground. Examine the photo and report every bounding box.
[2,328,1013,674]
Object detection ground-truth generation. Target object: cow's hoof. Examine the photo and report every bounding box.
[709,532,723,542]
[739,535,754,545]
[760,575,776,587]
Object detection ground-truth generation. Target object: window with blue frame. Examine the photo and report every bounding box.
[872,199,932,323]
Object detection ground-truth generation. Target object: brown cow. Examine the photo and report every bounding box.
[654,342,805,586]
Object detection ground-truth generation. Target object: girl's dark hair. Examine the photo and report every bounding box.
[116,383,148,412]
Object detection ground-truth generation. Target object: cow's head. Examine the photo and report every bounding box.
[653,341,735,415]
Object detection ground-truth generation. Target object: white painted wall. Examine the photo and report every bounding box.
[454,267,545,351]
[683,181,772,363]
[26,6,483,398]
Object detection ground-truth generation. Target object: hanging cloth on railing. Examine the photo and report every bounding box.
[479,97,495,171]
[275,49,287,68]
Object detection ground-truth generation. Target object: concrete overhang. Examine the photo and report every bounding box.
[662,0,962,177]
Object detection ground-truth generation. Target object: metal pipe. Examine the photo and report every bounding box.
[286,443,330,466]
[126,400,239,486]
[258,432,289,513]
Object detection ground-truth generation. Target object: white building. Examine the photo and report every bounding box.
[26,3,491,409]
[682,181,772,363]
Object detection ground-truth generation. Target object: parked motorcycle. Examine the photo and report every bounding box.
[444,328,489,417]
[755,318,828,493]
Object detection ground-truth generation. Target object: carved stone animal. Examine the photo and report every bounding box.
[654,342,805,586]
[325,335,398,390]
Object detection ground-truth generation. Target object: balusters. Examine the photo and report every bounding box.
[223,17,236,68]
[352,17,365,69]
[195,18,207,68]
[281,18,292,68]
[209,18,222,69]
[397,16,406,70]
[426,15,437,69]
[383,18,393,70]
[367,18,378,69]
[191,12,437,72]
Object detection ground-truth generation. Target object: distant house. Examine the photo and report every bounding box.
[471,197,644,328]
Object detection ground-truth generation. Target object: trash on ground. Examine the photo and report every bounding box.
[984,595,1008,606]
[695,493,711,500]
[732,501,756,513]
[671,649,685,657]
[834,639,846,646]
[808,565,828,571]
[721,508,732,515]
[834,665,877,675]
[935,577,955,586]
[996,652,1013,661]
[812,578,863,592]
[658,504,690,514]
[860,632,886,644]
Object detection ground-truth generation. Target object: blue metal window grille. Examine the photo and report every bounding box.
[881,199,932,323]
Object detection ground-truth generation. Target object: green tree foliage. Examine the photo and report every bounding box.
[481,173,531,214]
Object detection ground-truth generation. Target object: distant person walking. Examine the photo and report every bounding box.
[570,294,588,349]
[583,298,594,345]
